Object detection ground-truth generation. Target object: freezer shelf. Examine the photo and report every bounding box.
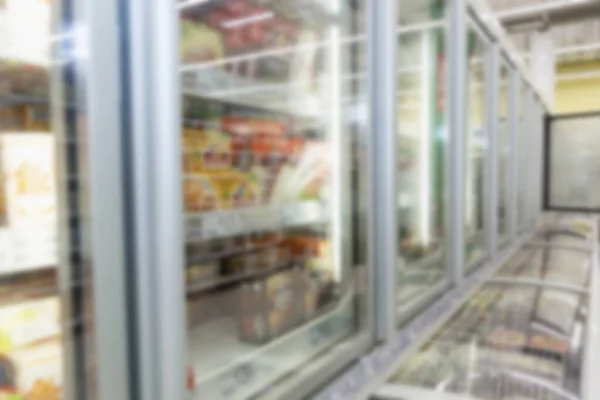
[186,201,328,241]
[189,290,355,400]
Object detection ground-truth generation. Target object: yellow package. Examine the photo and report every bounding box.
[182,129,232,173]
[230,173,262,208]
[206,172,246,210]
[183,175,218,212]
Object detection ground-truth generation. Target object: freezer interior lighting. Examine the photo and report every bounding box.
[329,20,343,282]
[178,0,210,11]
[221,11,275,29]
[419,30,431,247]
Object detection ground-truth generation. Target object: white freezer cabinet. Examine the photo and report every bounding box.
[372,217,598,400]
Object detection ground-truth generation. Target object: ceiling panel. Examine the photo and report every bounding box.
[487,0,600,64]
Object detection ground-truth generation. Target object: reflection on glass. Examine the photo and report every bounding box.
[497,62,509,245]
[396,6,447,321]
[518,83,527,232]
[179,1,367,398]
[465,25,487,268]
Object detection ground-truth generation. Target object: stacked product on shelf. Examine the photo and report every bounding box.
[0,133,61,398]
[182,94,336,345]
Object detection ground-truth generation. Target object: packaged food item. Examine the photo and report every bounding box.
[183,176,215,212]
[249,232,283,249]
[0,301,62,399]
[286,234,331,275]
[265,268,302,337]
[27,378,61,400]
[269,141,330,203]
[0,134,57,274]
[182,96,223,128]
[286,234,323,258]
[221,254,249,278]
[210,172,249,210]
[231,134,252,171]
[529,334,569,354]
[238,265,304,344]
[248,165,280,205]
[0,63,49,98]
[301,270,320,319]
[0,108,26,132]
[182,129,232,173]
[238,281,269,343]
[230,176,259,208]
[0,298,59,352]
[179,21,224,64]
[254,245,290,270]
[186,262,219,286]
[184,172,247,212]
[487,328,526,348]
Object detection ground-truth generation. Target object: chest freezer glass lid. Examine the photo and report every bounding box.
[387,284,587,400]
[494,248,590,289]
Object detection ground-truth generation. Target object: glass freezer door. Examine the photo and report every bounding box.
[0,0,132,398]
[178,1,369,398]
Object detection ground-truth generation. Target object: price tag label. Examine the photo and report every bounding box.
[218,362,258,399]
[198,360,273,400]
[308,318,335,348]
[202,211,243,239]
[186,215,204,242]
[186,201,329,242]
[245,206,283,233]
[304,311,352,354]
[283,201,326,226]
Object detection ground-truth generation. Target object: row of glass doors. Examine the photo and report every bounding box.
[0,0,547,399]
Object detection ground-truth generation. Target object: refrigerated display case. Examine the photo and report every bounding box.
[497,57,510,247]
[0,3,62,397]
[178,1,371,399]
[395,0,449,325]
[0,0,134,397]
[465,21,488,269]
[517,82,529,233]
[372,216,597,400]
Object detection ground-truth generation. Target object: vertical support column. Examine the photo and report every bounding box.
[52,0,133,396]
[530,29,554,219]
[536,101,544,221]
[85,0,133,396]
[367,0,398,341]
[418,29,433,248]
[125,0,186,398]
[485,43,500,257]
[524,89,534,229]
[446,0,467,284]
[533,99,543,225]
[508,68,519,240]
[51,1,79,397]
